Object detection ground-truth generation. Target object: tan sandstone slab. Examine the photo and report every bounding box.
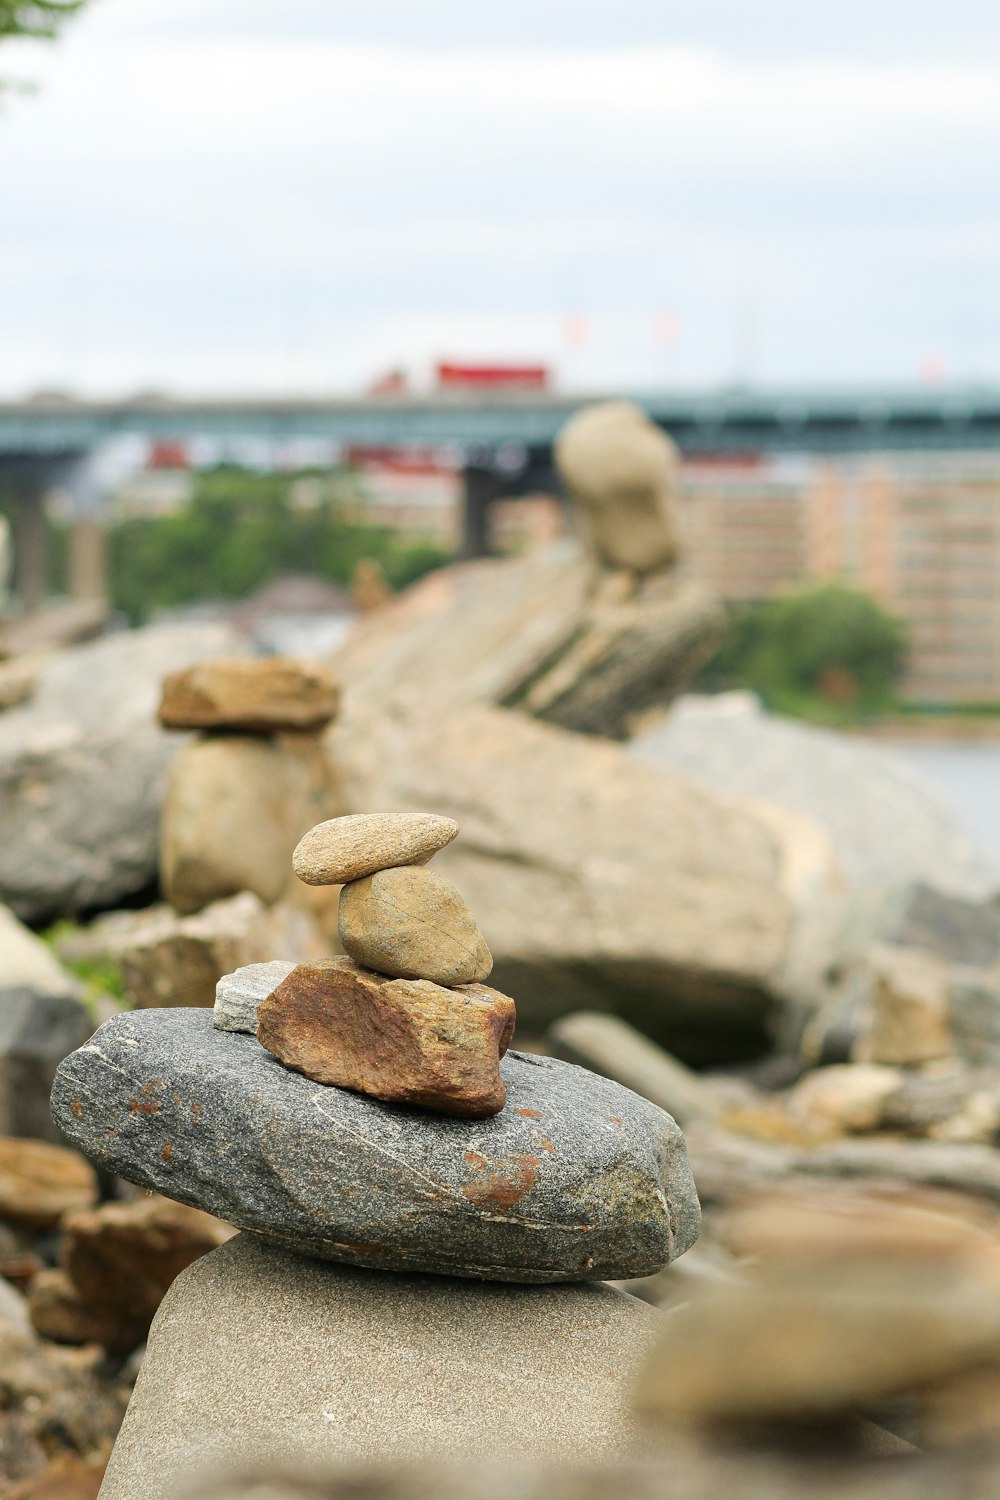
[292,811,459,886]
[158,657,339,732]
[258,956,514,1116]
[338,864,492,986]
[97,1233,660,1500]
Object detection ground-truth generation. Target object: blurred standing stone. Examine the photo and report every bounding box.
[547,1011,719,1128]
[0,904,81,999]
[292,811,458,886]
[257,957,514,1116]
[555,401,680,574]
[158,658,339,733]
[161,734,339,915]
[351,557,393,614]
[0,621,245,922]
[338,866,493,986]
[89,892,325,1009]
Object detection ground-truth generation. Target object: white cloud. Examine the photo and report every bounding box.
[1,4,999,394]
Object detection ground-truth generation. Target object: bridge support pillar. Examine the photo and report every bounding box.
[461,466,500,559]
[10,488,51,615]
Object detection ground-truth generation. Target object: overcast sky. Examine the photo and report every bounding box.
[1,0,999,396]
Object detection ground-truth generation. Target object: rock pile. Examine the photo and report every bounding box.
[157,656,341,918]
[50,811,701,1490]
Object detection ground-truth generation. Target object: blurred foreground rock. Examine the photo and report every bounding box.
[165,1451,1000,1500]
[0,622,245,922]
[636,1184,1000,1430]
[98,1233,660,1500]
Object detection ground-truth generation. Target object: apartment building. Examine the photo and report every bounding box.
[677,452,1000,705]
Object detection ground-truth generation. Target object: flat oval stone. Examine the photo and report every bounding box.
[293,812,459,886]
[51,1008,700,1284]
[339,865,492,985]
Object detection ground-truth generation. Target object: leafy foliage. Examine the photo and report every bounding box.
[0,1,85,40]
[84,466,452,624]
[696,583,909,723]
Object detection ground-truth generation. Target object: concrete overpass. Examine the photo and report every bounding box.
[5,384,1000,609]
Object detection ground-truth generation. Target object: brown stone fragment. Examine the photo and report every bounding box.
[28,1194,235,1353]
[158,657,339,732]
[258,956,515,1117]
[0,1137,98,1230]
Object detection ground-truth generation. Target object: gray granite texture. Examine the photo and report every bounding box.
[214,960,296,1033]
[98,1232,661,1500]
[51,1008,699,1283]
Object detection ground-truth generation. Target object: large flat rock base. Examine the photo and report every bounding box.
[99,1234,661,1499]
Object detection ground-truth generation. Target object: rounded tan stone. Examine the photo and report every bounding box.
[293,811,459,887]
[338,865,492,985]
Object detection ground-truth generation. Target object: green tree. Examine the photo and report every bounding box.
[697,583,908,723]
[89,466,452,624]
[0,1,85,40]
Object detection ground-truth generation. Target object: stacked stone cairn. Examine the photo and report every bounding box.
[49,812,700,1488]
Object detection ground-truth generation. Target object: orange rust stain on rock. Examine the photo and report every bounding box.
[70,1100,84,1120]
[191,1101,202,1124]
[515,1108,542,1119]
[539,1139,554,1152]
[464,1151,486,1169]
[461,1153,540,1211]
[129,1080,164,1116]
[161,1142,174,1163]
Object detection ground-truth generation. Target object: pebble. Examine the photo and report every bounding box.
[214,959,297,1033]
[258,957,515,1117]
[51,1007,700,1283]
[292,811,459,886]
[339,864,492,986]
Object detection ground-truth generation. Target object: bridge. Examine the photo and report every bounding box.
[4,384,1000,610]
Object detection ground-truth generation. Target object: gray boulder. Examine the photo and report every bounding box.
[632,695,1000,905]
[51,1008,699,1283]
[1,987,93,1142]
[0,621,244,922]
[99,1233,660,1500]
